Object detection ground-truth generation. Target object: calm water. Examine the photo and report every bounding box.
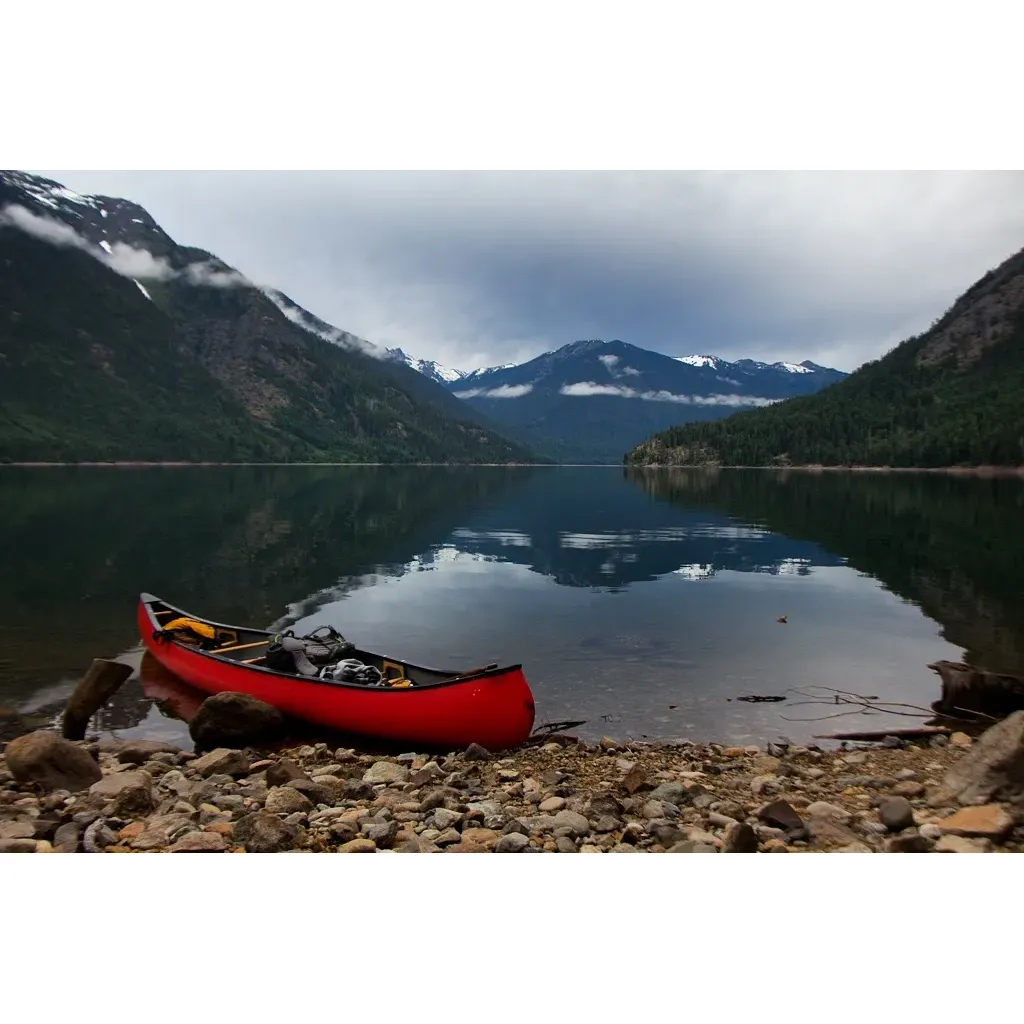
[2,465,1023,748]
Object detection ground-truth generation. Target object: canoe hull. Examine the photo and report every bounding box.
[137,596,536,751]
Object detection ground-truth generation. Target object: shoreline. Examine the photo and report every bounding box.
[628,464,1024,476]
[4,461,1023,475]
[3,728,1020,853]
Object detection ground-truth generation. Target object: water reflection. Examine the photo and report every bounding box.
[1,465,1021,745]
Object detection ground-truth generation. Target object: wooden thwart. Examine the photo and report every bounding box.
[215,638,271,654]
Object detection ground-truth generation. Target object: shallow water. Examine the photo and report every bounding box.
[1,465,1022,747]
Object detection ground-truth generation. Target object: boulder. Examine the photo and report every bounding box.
[936,711,1024,806]
[3,730,102,791]
[190,748,250,778]
[189,692,286,753]
[233,811,300,852]
[462,742,491,761]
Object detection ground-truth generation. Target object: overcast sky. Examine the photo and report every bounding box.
[33,170,1024,373]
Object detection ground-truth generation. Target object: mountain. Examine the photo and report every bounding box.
[431,338,846,463]
[385,347,467,385]
[626,244,1024,468]
[0,170,539,464]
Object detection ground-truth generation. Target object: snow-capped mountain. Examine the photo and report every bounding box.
[385,347,467,385]
[427,338,847,463]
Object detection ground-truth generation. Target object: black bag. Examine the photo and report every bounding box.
[266,626,354,675]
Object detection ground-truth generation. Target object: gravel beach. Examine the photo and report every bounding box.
[3,718,1024,853]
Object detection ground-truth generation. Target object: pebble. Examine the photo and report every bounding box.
[1,722,1017,855]
[939,805,1014,841]
[494,832,531,853]
[935,835,991,853]
[538,796,565,813]
[339,838,377,853]
[878,797,915,832]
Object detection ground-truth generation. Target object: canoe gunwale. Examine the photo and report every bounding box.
[139,593,524,694]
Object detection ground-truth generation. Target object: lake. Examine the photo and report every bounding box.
[2,465,1023,749]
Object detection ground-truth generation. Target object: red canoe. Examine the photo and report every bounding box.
[137,593,536,751]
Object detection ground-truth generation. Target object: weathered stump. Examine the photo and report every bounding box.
[61,658,134,740]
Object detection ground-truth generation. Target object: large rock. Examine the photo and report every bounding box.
[3,730,102,791]
[189,692,287,753]
[233,811,300,852]
[89,771,154,816]
[937,711,1024,805]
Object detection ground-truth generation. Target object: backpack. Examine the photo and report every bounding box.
[266,625,355,676]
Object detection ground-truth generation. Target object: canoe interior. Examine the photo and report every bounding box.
[144,596,510,691]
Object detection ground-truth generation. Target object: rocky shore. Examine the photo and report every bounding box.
[3,711,1024,853]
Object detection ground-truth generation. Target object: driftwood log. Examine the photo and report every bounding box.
[812,726,951,742]
[61,658,134,740]
[928,660,1024,718]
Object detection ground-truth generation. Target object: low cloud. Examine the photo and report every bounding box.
[1,202,252,289]
[559,381,777,406]
[620,365,641,376]
[262,289,385,357]
[598,353,619,369]
[1,202,94,252]
[453,383,533,399]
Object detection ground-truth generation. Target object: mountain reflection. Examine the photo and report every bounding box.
[625,467,1024,675]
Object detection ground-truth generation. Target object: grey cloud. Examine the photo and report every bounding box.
[3,201,255,290]
[452,383,534,398]
[559,382,776,406]
[30,170,1024,373]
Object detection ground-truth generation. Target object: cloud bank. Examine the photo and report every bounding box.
[559,381,777,406]
[25,170,1024,374]
[452,383,534,399]
[0,203,252,289]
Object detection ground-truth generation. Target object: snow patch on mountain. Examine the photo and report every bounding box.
[675,354,721,368]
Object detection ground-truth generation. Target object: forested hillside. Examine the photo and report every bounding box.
[627,246,1024,468]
